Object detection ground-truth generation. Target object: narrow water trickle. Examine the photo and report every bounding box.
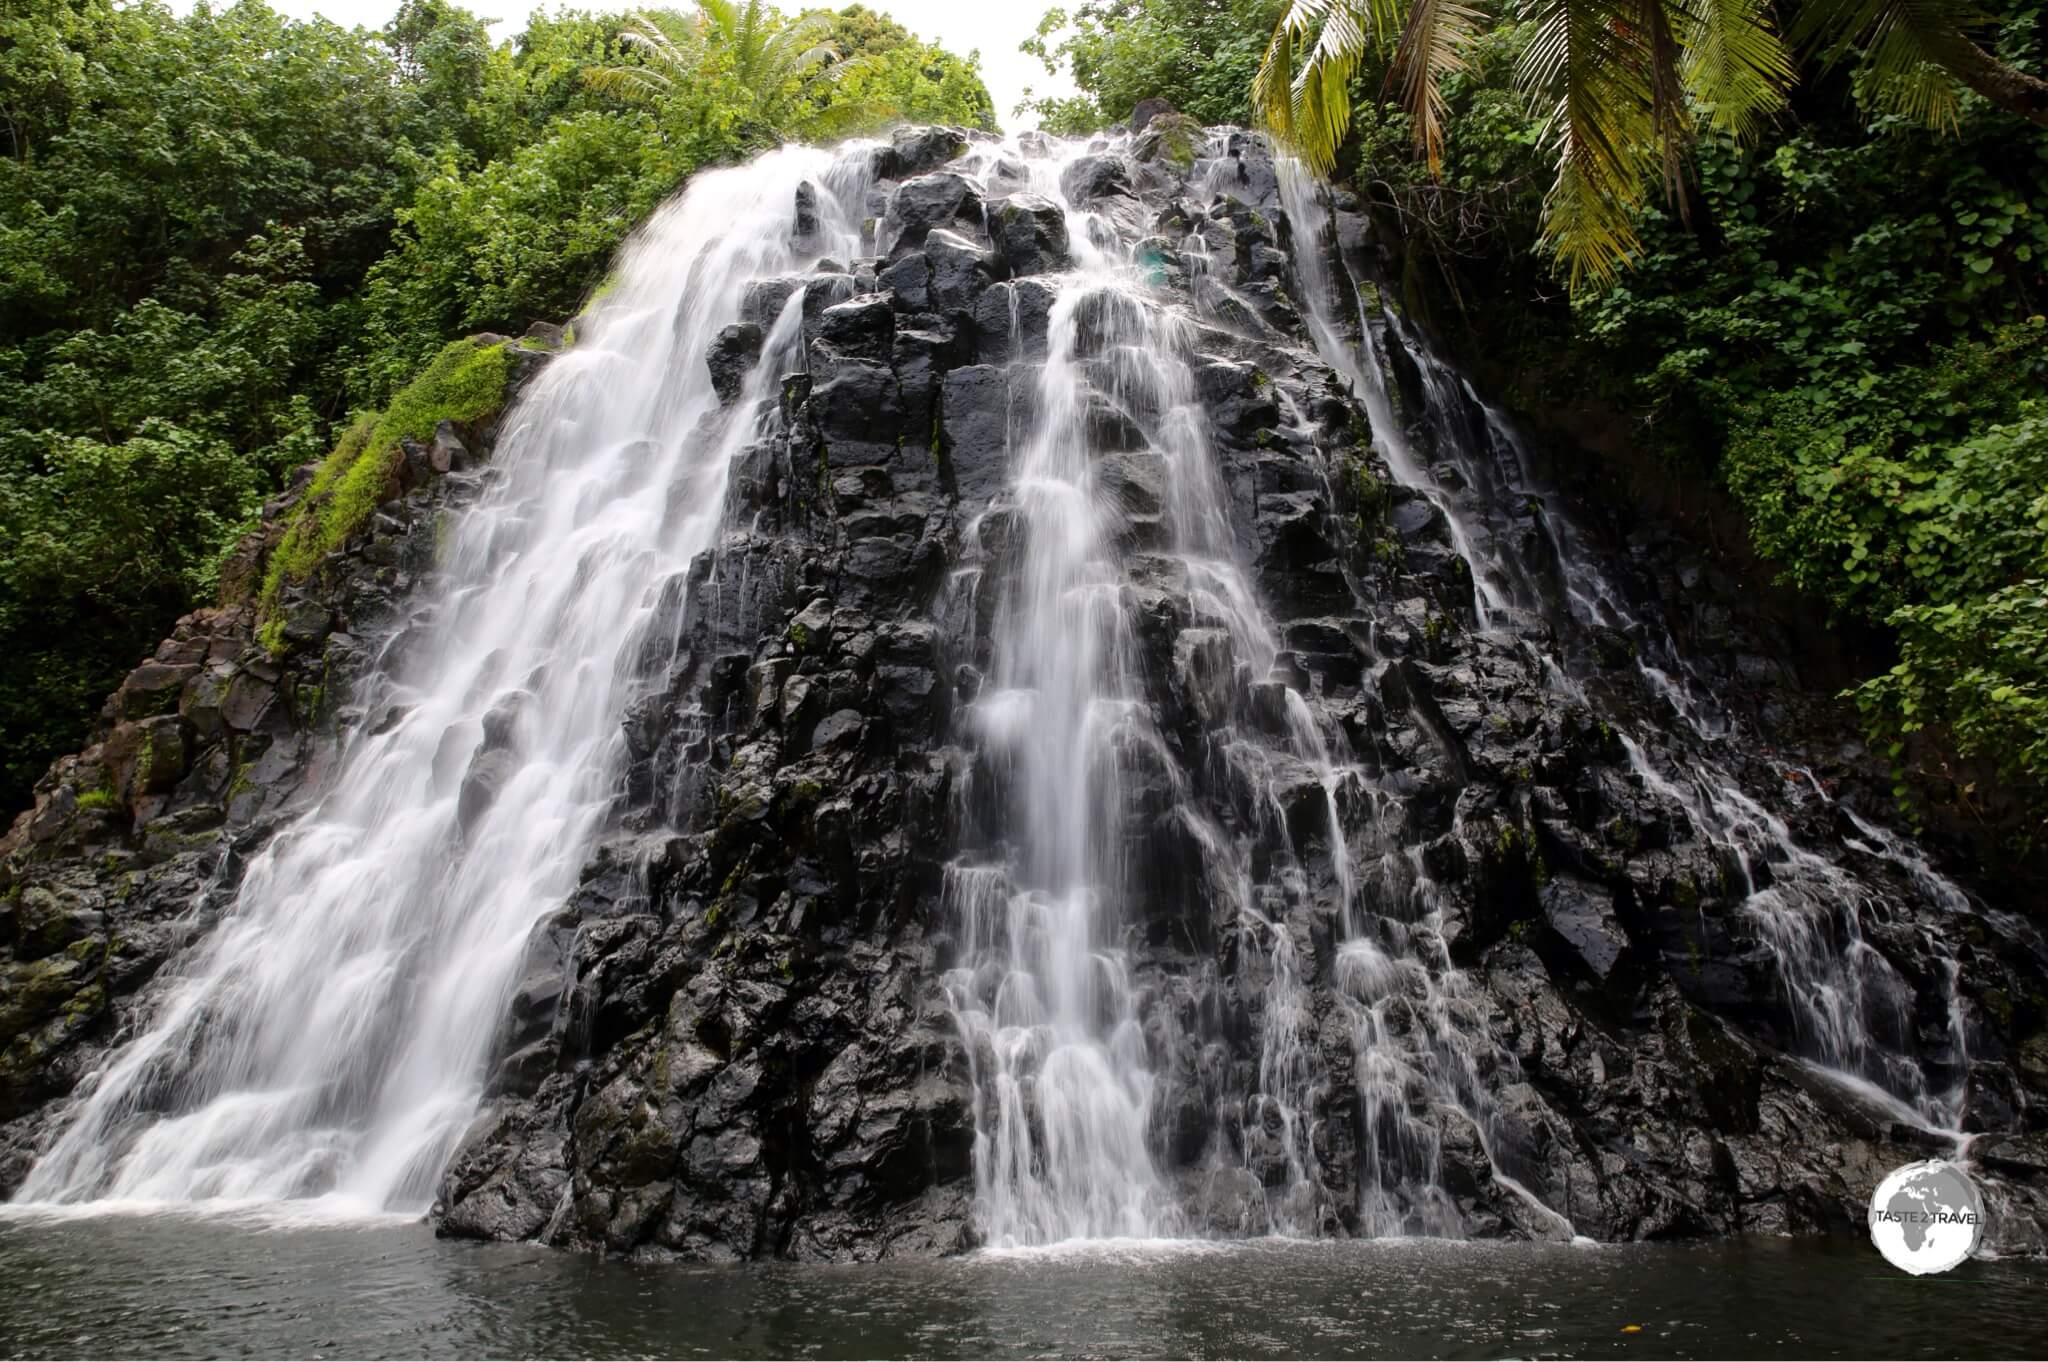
[1275,159,1993,1141]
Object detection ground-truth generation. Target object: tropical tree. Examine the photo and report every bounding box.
[1253,0,2048,288]
[583,2,883,140]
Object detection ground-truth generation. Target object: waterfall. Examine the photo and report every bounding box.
[938,130,1404,1245]
[14,147,871,1212]
[941,141,1180,1246]
[1275,162,1981,1136]
[9,121,2014,1250]
[937,128,1574,1246]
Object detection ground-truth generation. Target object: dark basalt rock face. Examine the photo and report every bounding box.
[5,128,2047,1261]
[424,132,2048,1259]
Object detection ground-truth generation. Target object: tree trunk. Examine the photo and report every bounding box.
[1942,34,2048,125]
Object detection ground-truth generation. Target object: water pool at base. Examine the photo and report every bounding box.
[2,1217,2043,1359]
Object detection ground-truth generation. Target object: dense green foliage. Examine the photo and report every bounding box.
[1251,0,2048,289]
[1025,0,2048,837]
[1021,0,1283,130]
[1567,74,2048,833]
[0,0,992,813]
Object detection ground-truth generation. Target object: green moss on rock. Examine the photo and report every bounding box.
[254,338,513,653]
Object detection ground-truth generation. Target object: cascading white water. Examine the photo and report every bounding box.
[942,131,1597,1247]
[1224,160,1573,1239]
[943,140,1177,1247]
[940,131,1399,1245]
[15,147,870,1214]
[1275,162,1977,1135]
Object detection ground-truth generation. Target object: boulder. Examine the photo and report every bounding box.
[706,323,765,405]
[104,716,188,801]
[988,194,1070,278]
[1060,153,1134,204]
[923,229,992,313]
[1129,97,1178,133]
[884,173,983,256]
[791,179,820,245]
[876,125,968,180]
[816,294,894,360]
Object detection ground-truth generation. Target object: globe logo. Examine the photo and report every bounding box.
[1868,1159,1984,1275]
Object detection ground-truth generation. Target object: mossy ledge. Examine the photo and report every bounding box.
[249,336,517,655]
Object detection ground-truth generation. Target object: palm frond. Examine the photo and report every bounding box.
[1253,5,1303,141]
[1520,0,1663,288]
[1788,0,1977,128]
[584,12,697,104]
[697,0,743,46]
[1859,38,1965,128]
[581,63,674,103]
[1391,0,1484,174]
[1255,0,1405,175]
[786,42,841,81]
[623,13,698,66]
[1678,0,1795,138]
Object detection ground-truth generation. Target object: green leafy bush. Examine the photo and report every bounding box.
[1019,0,1284,131]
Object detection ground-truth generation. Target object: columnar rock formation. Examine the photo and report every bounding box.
[5,124,2046,1259]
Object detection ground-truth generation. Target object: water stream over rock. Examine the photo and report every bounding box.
[12,147,871,1212]
[5,123,2046,1260]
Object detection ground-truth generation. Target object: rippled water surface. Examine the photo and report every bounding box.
[2,1216,2044,1359]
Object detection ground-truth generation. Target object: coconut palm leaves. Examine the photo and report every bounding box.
[1683,0,1798,138]
[697,0,836,103]
[583,2,881,141]
[581,12,704,105]
[1257,0,2044,290]
[1396,0,1490,172]
[1257,0,1793,287]
[1253,0,1376,171]
[1254,0,1488,175]
[1790,0,2048,131]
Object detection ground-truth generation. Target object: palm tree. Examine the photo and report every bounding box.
[581,11,710,107]
[1254,0,2048,289]
[584,2,883,141]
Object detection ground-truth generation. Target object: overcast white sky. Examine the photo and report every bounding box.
[184,0,1075,130]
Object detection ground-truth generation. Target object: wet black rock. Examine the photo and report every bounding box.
[988,194,1070,278]
[939,365,1021,505]
[922,230,992,313]
[816,294,894,360]
[1129,97,1178,134]
[875,126,969,181]
[1061,153,1135,205]
[792,181,821,246]
[706,322,765,403]
[883,173,984,256]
